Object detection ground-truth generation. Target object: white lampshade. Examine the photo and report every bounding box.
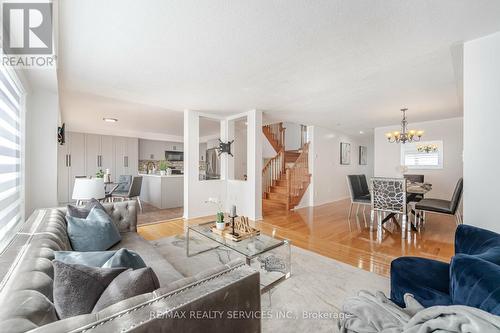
[72,178,105,201]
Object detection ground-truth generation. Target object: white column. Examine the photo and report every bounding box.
[464,31,500,232]
[248,109,262,220]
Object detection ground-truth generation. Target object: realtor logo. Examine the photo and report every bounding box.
[2,3,53,55]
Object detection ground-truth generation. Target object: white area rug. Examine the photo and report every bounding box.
[150,234,390,332]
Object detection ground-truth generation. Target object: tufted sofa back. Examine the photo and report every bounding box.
[0,201,138,333]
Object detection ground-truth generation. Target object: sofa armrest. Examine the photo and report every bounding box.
[455,224,500,256]
[30,265,261,333]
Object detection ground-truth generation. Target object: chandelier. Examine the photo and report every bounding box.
[385,108,423,144]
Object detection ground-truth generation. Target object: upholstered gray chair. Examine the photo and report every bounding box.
[415,178,463,225]
[115,175,133,192]
[347,175,371,219]
[371,177,408,239]
[112,176,144,212]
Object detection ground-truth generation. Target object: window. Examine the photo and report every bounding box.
[0,66,25,251]
[401,140,443,169]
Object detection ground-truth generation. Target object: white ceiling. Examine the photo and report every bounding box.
[58,0,500,138]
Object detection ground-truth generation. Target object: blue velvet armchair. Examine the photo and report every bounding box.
[391,224,500,315]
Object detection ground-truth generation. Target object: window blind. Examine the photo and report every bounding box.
[0,67,24,250]
[400,140,443,169]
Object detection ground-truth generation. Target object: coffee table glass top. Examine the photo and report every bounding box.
[188,222,286,259]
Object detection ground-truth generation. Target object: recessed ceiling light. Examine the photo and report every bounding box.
[103,117,118,123]
[359,131,364,134]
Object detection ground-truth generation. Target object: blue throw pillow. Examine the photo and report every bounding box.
[450,254,500,315]
[67,207,121,251]
[54,249,146,269]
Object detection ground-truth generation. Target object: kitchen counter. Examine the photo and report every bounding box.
[140,173,183,209]
[139,173,184,178]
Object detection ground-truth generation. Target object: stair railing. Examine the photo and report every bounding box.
[285,143,310,205]
[263,122,285,152]
[262,149,285,198]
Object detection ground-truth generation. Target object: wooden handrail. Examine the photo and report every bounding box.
[263,122,285,152]
[286,142,310,204]
[262,148,285,197]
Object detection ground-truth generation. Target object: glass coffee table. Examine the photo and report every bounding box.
[186,221,291,294]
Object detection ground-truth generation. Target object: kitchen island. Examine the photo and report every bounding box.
[139,173,183,209]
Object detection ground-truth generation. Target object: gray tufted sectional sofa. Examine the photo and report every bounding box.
[0,201,261,332]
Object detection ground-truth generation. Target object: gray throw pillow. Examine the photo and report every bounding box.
[67,207,122,251]
[54,249,146,269]
[67,198,107,219]
[53,260,126,319]
[93,267,160,312]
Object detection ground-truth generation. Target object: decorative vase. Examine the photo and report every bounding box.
[160,170,166,176]
[166,168,172,176]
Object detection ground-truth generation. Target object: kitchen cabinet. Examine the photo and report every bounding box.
[86,134,115,179]
[57,132,86,204]
[140,174,183,209]
[113,136,139,178]
[58,132,139,205]
[138,139,184,160]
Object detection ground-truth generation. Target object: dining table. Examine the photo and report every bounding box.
[381,182,432,230]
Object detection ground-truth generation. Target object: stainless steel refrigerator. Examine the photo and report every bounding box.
[205,148,220,180]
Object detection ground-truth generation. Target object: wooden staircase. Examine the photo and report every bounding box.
[262,123,311,211]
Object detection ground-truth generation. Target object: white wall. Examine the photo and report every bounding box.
[262,132,275,158]
[283,121,302,150]
[231,120,247,180]
[464,31,500,232]
[25,90,59,215]
[300,125,374,207]
[374,117,463,200]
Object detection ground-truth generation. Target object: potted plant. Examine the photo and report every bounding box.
[216,212,225,230]
[95,169,104,178]
[158,160,170,176]
[206,197,225,230]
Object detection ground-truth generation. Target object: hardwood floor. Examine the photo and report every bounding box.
[138,198,456,277]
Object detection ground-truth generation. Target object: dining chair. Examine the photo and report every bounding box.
[415,178,463,226]
[404,174,425,203]
[346,175,371,220]
[371,177,408,239]
[403,174,424,183]
[115,175,133,191]
[112,176,144,213]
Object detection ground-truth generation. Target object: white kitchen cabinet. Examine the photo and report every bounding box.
[58,132,138,205]
[85,134,100,177]
[114,136,139,178]
[127,137,139,176]
[100,135,114,177]
[57,132,86,204]
[140,174,183,209]
[86,134,115,179]
[138,139,183,160]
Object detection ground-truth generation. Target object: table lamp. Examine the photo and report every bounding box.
[72,178,105,205]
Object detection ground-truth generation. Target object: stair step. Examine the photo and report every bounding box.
[263,198,287,208]
[270,186,288,194]
[276,179,288,187]
[267,192,288,201]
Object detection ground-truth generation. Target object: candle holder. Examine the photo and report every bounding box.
[229,214,239,237]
